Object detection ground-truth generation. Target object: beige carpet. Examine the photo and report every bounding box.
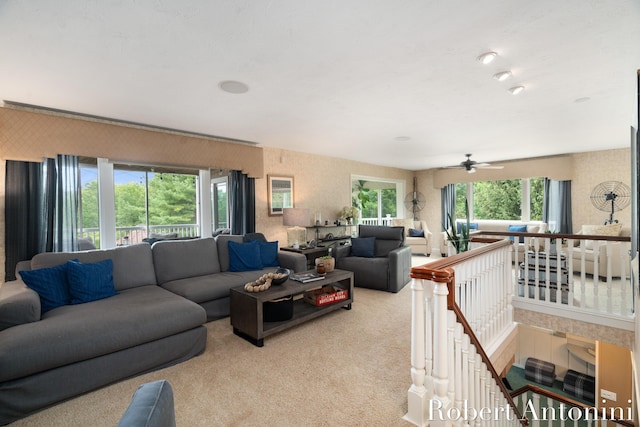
[12,255,437,427]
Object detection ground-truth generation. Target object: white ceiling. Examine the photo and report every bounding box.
[1,1,639,171]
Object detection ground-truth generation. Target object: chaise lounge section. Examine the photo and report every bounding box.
[0,236,306,425]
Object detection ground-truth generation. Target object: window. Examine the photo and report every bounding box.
[112,165,198,244]
[456,178,544,222]
[352,176,403,225]
[79,163,100,247]
[78,160,235,248]
[211,176,228,230]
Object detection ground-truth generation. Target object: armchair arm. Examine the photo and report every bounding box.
[0,280,41,331]
[334,245,352,266]
[387,246,412,293]
[277,251,307,273]
[596,241,627,278]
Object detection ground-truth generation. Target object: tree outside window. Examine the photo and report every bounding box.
[454,178,544,222]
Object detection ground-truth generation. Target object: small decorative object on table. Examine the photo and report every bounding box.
[315,255,335,273]
[244,269,290,292]
[339,206,359,226]
[303,285,348,306]
[290,272,325,283]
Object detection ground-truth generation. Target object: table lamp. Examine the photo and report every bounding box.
[283,208,310,248]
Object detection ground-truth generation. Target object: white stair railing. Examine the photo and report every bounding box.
[405,240,525,426]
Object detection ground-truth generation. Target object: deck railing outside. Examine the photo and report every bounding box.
[359,216,395,226]
[79,224,200,247]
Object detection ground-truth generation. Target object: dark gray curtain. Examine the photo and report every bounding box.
[5,161,47,281]
[229,170,255,235]
[4,155,79,281]
[542,178,573,233]
[441,184,456,231]
[53,154,79,252]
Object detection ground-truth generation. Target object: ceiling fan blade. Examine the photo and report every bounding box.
[476,165,504,169]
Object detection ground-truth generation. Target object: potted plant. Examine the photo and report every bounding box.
[443,199,471,254]
[315,254,335,272]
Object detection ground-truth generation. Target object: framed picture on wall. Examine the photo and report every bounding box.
[268,175,294,216]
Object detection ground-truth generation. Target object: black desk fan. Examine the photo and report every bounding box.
[590,180,631,224]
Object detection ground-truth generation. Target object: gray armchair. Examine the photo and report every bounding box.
[335,225,412,293]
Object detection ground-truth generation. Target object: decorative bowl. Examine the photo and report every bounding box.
[272,268,291,285]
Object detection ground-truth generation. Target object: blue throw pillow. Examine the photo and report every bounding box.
[350,237,376,258]
[408,228,424,237]
[508,225,528,243]
[67,259,117,304]
[456,222,478,234]
[258,241,280,267]
[19,264,71,314]
[228,240,263,272]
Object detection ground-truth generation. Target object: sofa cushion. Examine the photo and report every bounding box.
[358,225,405,256]
[30,244,157,291]
[216,235,244,272]
[152,238,220,284]
[0,282,41,330]
[149,232,179,239]
[508,225,528,243]
[456,222,478,234]
[161,269,280,303]
[228,240,263,271]
[19,264,71,313]
[351,237,376,258]
[67,259,118,304]
[582,223,623,249]
[408,228,424,237]
[258,241,280,267]
[0,285,206,383]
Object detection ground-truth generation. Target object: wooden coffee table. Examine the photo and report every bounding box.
[230,269,354,347]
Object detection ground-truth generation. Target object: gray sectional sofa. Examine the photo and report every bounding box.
[0,236,305,425]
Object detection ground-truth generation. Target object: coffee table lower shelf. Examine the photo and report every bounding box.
[230,269,354,347]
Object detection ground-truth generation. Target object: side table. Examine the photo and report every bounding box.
[280,246,328,270]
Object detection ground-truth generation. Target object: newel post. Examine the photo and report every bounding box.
[405,277,428,426]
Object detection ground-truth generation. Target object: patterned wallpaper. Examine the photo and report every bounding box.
[0,104,632,282]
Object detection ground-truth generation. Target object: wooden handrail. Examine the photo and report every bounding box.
[510,384,634,427]
[474,230,631,243]
[411,239,513,279]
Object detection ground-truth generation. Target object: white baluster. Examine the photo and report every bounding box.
[433,281,451,407]
[405,278,428,426]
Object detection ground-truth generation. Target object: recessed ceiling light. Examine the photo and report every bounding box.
[493,71,512,81]
[218,80,249,94]
[477,51,497,65]
[508,86,525,95]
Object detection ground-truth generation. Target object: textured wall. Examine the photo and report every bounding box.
[0,105,632,281]
[258,147,414,244]
[571,148,631,231]
[0,107,264,177]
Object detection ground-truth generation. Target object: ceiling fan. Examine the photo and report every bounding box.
[447,154,504,173]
